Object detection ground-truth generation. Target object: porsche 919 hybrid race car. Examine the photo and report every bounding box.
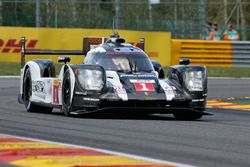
[18,34,210,120]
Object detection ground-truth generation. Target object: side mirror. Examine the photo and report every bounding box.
[179,58,190,65]
[58,56,70,64]
[151,60,165,79]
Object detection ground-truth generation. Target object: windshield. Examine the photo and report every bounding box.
[96,54,154,72]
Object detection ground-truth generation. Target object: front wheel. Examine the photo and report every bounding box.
[62,70,74,116]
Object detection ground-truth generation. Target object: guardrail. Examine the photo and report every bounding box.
[171,40,250,67]
[232,41,250,67]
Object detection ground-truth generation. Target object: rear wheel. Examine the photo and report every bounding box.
[62,70,74,116]
[23,68,53,113]
[173,112,203,120]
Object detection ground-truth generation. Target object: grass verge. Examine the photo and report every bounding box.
[0,62,63,76]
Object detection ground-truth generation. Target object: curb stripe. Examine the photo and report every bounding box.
[0,156,28,163]
[0,134,193,167]
[73,166,172,167]
[207,100,250,111]
[0,138,31,142]
[0,142,71,150]
[0,148,108,156]
[73,165,172,167]
[10,156,165,167]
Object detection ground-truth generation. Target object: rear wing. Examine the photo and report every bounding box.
[21,36,145,68]
[20,36,107,68]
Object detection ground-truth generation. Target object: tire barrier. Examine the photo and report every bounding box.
[232,41,250,67]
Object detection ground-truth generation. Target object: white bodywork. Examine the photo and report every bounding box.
[158,80,175,101]
[20,61,76,107]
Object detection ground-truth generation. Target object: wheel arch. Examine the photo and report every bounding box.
[151,60,165,79]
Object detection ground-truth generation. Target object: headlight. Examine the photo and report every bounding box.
[184,71,204,91]
[77,69,104,91]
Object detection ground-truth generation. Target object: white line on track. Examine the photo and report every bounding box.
[0,133,195,167]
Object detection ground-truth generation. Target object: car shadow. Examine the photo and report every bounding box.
[38,109,210,122]
[78,113,176,121]
[77,112,209,122]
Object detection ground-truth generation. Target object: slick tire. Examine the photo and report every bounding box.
[23,68,53,113]
[62,69,74,116]
[173,112,203,120]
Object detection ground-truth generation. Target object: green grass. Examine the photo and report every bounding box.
[0,62,62,76]
[219,97,250,105]
[0,62,250,78]
[0,62,21,75]
[206,67,250,78]
[224,99,250,105]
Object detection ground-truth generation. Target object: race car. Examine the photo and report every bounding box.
[18,34,209,120]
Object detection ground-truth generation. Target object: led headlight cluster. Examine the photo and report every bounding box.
[77,69,104,91]
[184,71,204,91]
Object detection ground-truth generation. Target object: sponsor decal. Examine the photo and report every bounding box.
[53,80,60,104]
[130,79,155,91]
[162,86,176,98]
[32,81,46,99]
[130,79,155,83]
[120,74,156,78]
[82,97,100,102]
[163,86,176,91]
[159,80,175,101]
[192,99,205,102]
[114,85,124,91]
[0,38,38,53]
[75,91,87,95]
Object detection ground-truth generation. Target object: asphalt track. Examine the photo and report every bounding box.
[0,77,250,167]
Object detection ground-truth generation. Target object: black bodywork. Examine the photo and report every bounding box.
[68,41,208,118]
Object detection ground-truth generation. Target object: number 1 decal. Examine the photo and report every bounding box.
[130,79,155,91]
[134,82,155,91]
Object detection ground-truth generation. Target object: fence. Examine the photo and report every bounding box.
[1,0,250,40]
[171,40,250,67]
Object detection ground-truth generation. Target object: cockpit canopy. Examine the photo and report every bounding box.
[84,48,154,73]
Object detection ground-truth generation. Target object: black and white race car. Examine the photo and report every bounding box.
[18,34,209,120]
